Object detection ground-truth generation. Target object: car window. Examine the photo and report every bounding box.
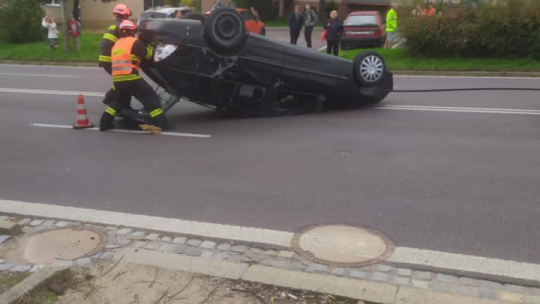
[240,11,256,21]
[140,12,167,20]
[345,15,378,26]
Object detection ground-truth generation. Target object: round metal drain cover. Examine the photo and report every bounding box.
[291,224,394,267]
[18,227,106,264]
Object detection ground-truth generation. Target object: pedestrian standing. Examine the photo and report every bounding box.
[45,17,58,50]
[288,5,303,45]
[385,4,397,49]
[423,1,436,16]
[68,15,81,52]
[250,6,259,21]
[41,13,50,48]
[303,4,318,49]
[323,10,343,56]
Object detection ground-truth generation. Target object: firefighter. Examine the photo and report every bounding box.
[98,4,132,106]
[99,20,168,131]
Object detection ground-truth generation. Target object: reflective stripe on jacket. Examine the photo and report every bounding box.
[98,23,120,67]
[111,36,142,82]
[386,9,397,32]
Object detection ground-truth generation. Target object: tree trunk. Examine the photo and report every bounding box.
[60,0,70,52]
[72,0,80,21]
[318,0,325,21]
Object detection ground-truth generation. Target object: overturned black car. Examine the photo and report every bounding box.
[127,8,393,120]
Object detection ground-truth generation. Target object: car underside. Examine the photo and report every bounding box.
[122,8,394,122]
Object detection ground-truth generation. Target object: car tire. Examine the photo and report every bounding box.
[203,8,248,57]
[353,51,386,87]
[260,27,266,36]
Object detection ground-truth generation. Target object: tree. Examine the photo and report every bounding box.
[2,0,43,43]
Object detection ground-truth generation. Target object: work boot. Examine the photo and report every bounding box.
[99,112,115,131]
[152,114,170,131]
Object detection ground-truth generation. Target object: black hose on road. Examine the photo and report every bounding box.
[392,87,540,93]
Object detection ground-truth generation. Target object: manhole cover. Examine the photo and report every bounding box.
[291,224,395,267]
[17,227,106,264]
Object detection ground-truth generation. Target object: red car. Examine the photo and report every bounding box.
[204,8,265,36]
[341,11,386,50]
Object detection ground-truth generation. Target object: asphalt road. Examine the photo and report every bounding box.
[0,64,539,265]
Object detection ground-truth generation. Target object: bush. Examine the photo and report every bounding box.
[1,0,43,43]
[400,0,540,59]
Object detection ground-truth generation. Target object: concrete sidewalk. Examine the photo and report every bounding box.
[1,213,539,304]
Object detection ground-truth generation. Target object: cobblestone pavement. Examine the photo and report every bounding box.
[1,214,540,304]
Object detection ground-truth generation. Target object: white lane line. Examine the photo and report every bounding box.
[1,198,540,282]
[0,63,101,69]
[0,87,104,97]
[394,75,540,79]
[317,46,327,52]
[376,105,540,115]
[2,87,539,116]
[31,123,212,138]
[0,72,81,78]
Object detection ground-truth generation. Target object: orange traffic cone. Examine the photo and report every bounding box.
[73,94,95,129]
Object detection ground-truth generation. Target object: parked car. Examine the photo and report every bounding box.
[137,7,193,26]
[127,8,392,120]
[204,8,265,36]
[236,8,265,36]
[341,11,386,50]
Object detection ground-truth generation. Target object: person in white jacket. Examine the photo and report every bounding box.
[42,17,58,50]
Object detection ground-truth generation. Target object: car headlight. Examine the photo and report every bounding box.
[154,43,178,62]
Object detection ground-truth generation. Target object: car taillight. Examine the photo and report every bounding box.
[154,43,178,62]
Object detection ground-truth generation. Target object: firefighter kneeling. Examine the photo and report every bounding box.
[99,20,168,131]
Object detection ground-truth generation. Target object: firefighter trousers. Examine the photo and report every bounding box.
[99,78,167,131]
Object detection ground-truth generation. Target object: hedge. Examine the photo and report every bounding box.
[399,0,540,59]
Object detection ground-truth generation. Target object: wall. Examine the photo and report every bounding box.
[79,0,145,29]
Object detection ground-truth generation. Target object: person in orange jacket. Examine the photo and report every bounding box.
[98,4,132,106]
[99,20,168,131]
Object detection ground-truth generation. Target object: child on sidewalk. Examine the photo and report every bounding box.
[43,17,58,50]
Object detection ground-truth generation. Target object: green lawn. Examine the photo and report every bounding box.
[3,33,540,72]
[340,48,540,72]
[0,32,101,62]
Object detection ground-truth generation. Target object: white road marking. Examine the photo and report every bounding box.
[31,123,212,138]
[317,46,327,52]
[0,72,81,78]
[0,87,104,97]
[394,75,540,79]
[0,63,101,69]
[376,104,540,115]
[1,198,540,282]
[2,87,539,116]
[2,63,539,79]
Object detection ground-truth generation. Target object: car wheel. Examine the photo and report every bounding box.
[203,8,248,57]
[260,27,266,36]
[353,51,386,87]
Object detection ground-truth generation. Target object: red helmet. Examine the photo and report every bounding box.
[119,20,137,31]
[113,4,131,16]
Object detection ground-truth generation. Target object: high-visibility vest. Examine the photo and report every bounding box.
[386,9,397,32]
[111,36,142,82]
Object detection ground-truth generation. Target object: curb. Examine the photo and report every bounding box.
[1,60,539,77]
[116,248,514,304]
[0,266,67,304]
[1,201,540,289]
[1,211,540,304]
